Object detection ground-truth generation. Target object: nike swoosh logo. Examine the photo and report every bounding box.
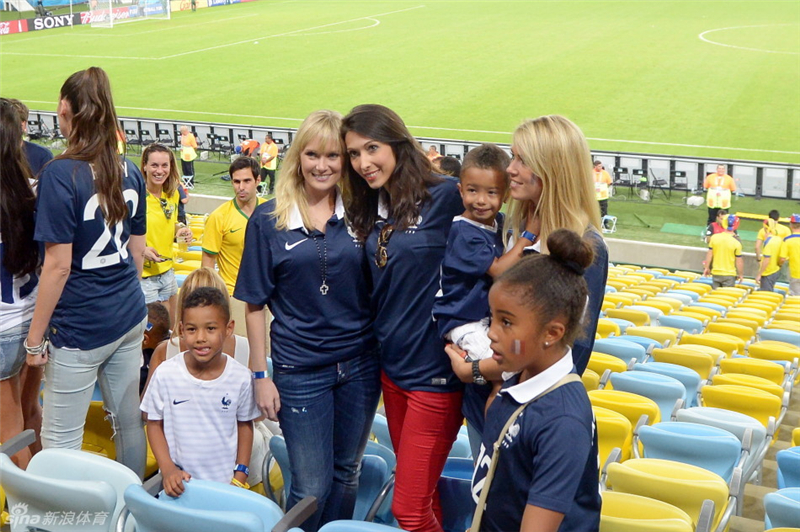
[285,238,308,251]
[230,228,242,233]
[173,399,189,405]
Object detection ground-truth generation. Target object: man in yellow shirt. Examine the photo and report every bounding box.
[259,133,279,195]
[593,160,613,218]
[756,230,783,292]
[703,215,743,288]
[703,164,736,225]
[755,210,791,262]
[202,157,266,335]
[779,214,800,296]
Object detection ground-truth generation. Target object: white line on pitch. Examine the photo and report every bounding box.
[699,24,800,55]
[158,4,425,59]
[1,51,150,59]
[23,100,800,156]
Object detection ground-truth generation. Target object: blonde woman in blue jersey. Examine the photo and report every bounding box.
[1,98,41,468]
[235,110,379,531]
[25,68,148,478]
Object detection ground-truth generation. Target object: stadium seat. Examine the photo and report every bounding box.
[776,447,800,489]
[651,347,716,381]
[766,320,800,334]
[764,488,800,530]
[438,457,476,532]
[589,389,660,427]
[596,318,622,338]
[634,422,746,484]
[606,308,651,327]
[319,522,402,532]
[582,368,601,391]
[718,357,787,387]
[606,458,739,532]
[658,315,705,335]
[632,362,702,408]
[759,328,800,348]
[122,480,314,532]
[1,439,141,532]
[706,322,755,343]
[700,384,782,431]
[626,305,665,324]
[587,352,628,379]
[610,372,685,421]
[593,405,633,463]
[600,491,694,532]
[680,333,742,358]
[626,326,680,348]
[593,338,648,365]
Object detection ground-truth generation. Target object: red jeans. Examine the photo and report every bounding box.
[382,372,464,532]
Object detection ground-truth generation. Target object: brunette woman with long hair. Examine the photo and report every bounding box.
[342,104,464,532]
[25,67,148,477]
[0,98,41,467]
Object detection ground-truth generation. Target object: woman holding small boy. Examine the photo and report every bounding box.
[235,110,380,531]
[342,104,464,532]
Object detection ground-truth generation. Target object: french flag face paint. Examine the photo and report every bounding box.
[513,339,524,355]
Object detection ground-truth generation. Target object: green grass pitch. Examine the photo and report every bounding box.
[2,0,799,163]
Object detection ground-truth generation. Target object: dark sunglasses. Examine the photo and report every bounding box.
[159,198,174,220]
[374,224,394,268]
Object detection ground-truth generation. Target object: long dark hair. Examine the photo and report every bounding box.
[342,104,442,240]
[0,98,38,277]
[57,67,128,227]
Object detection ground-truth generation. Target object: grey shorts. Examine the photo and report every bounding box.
[759,271,780,292]
[0,320,30,380]
[712,275,736,288]
[140,269,178,304]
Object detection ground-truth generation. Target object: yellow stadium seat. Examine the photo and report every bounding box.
[671,271,702,282]
[649,296,684,311]
[701,384,782,430]
[737,302,775,316]
[742,298,780,312]
[597,318,622,338]
[679,283,713,296]
[680,333,743,358]
[594,406,634,464]
[698,296,736,308]
[711,373,785,401]
[625,287,660,298]
[793,428,800,447]
[648,268,672,275]
[715,317,760,333]
[600,491,693,532]
[83,401,159,478]
[589,389,661,427]
[615,276,642,288]
[637,300,674,316]
[606,293,642,307]
[746,291,784,304]
[684,305,724,321]
[643,279,680,291]
[774,309,800,322]
[713,286,748,299]
[607,279,631,292]
[748,341,800,365]
[706,322,755,343]
[617,264,643,271]
[719,357,786,387]
[602,300,618,313]
[588,352,628,379]
[627,271,656,282]
[726,309,769,327]
[767,320,800,333]
[651,347,715,380]
[175,249,203,262]
[582,368,601,392]
[606,309,651,327]
[626,326,680,348]
[606,458,734,531]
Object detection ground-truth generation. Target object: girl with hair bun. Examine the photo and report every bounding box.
[470,229,601,532]
[25,67,148,477]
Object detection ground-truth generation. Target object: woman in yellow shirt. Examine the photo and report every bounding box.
[179,126,198,188]
[140,143,193,320]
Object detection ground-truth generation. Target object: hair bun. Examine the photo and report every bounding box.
[546,229,594,275]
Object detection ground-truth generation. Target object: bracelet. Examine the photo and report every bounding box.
[234,463,250,477]
[521,230,537,242]
[24,337,49,357]
[230,478,250,489]
[252,371,268,379]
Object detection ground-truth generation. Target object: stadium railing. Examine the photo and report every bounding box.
[27,110,800,201]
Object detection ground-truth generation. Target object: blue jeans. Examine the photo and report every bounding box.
[273,351,381,532]
[0,320,29,380]
[42,317,147,478]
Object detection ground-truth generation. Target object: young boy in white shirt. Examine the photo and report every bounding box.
[141,286,260,496]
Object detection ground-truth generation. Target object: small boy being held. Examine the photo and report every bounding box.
[433,144,538,455]
[141,287,260,497]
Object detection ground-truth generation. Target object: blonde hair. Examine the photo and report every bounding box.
[272,110,345,231]
[504,115,601,252]
[169,267,228,342]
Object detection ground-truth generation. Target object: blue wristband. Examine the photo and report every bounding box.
[252,371,267,379]
[234,464,250,477]
[521,230,536,242]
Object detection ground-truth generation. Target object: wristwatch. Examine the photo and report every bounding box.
[472,360,487,386]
